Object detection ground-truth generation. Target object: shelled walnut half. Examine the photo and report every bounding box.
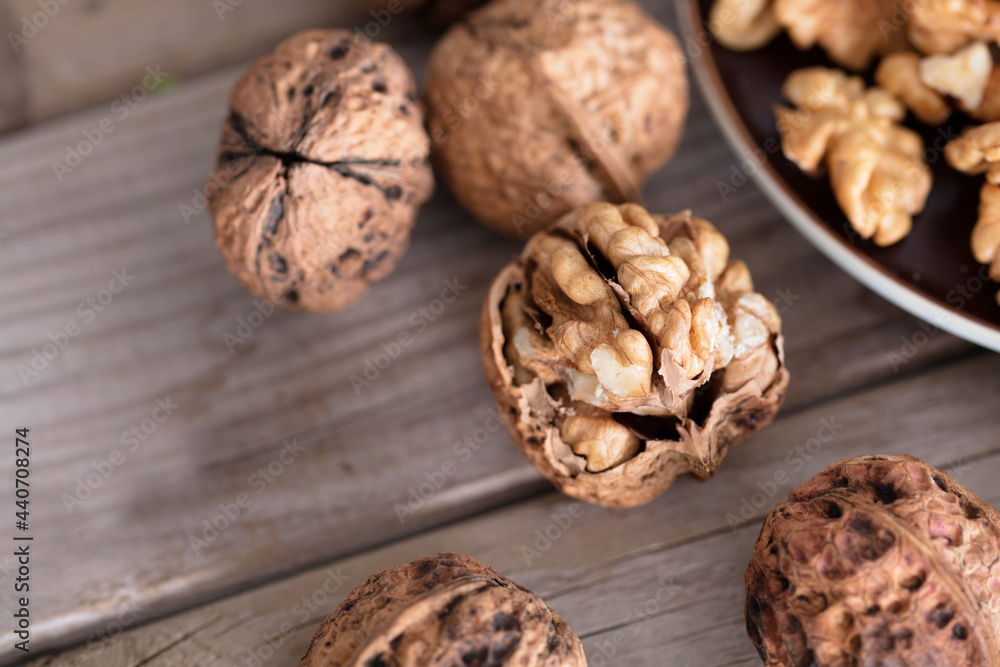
[946,122,1000,305]
[298,553,586,666]
[481,202,788,507]
[775,67,933,246]
[909,0,1000,55]
[746,455,1000,666]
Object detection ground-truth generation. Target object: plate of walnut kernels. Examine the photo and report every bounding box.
[678,0,1000,352]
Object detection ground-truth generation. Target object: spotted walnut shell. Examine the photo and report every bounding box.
[425,0,688,238]
[297,553,586,666]
[481,203,788,507]
[746,455,1000,667]
[208,30,433,313]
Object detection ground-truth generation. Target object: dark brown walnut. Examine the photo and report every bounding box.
[208,30,433,313]
[481,203,789,507]
[425,0,689,239]
[363,0,489,29]
[297,553,586,666]
[746,455,1000,667]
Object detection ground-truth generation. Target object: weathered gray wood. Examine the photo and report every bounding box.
[1,0,371,132]
[0,0,985,662]
[23,353,1000,666]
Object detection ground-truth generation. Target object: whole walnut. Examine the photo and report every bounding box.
[207,30,433,313]
[425,0,689,239]
[297,553,586,666]
[481,203,789,507]
[746,455,1000,667]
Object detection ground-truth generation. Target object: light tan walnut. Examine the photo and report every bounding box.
[481,203,788,507]
[909,0,1000,55]
[425,0,688,238]
[298,553,586,666]
[746,455,1000,666]
[946,122,1000,304]
[207,30,433,313]
[709,0,781,51]
[876,52,951,125]
[775,67,932,246]
[772,0,908,71]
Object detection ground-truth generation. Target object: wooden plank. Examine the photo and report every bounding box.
[0,1,981,658]
[1,0,371,133]
[23,354,1000,666]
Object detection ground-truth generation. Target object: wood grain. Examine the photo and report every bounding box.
[0,1,987,663]
[1,0,372,133]
[23,353,1000,666]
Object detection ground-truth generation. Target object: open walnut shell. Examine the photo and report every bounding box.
[746,455,1000,666]
[481,203,789,507]
[297,553,585,666]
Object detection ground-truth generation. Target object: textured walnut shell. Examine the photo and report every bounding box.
[297,553,586,666]
[480,203,788,507]
[746,455,1000,666]
[425,0,688,239]
[208,30,433,313]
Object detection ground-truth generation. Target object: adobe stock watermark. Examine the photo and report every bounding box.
[6,0,71,54]
[394,408,505,524]
[350,278,467,394]
[223,298,276,353]
[887,263,994,372]
[725,415,844,532]
[51,65,172,182]
[17,267,134,385]
[61,397,179,513]
[522,504,585,565]
[589,577,681,667]
[243,566,350,666]
[189,438,308,555]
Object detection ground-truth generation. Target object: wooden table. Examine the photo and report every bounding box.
[2,1,997,665]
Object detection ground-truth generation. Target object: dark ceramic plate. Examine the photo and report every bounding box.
[680,0,1000,351]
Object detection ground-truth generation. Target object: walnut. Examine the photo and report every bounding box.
[772,0,908,71]
[480,203,788,507]
[745,454,1000,666]
[425,0,688,239]
[876,45,999,125]
[297,553,586,666]
[946,122,1000,304]
[876,52,951,125]
[909,0,1000,55]
[970,65,1000,122]
[709,0,781,51]
[775,67,933,246]
[207,30,433,313]
[921,41,993,112]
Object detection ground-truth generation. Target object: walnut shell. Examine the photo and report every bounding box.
[480,203,789,507]
[297,553,586,666]
[746,455,1000,667]
[425,0,689,239]
[208,30,433,313]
